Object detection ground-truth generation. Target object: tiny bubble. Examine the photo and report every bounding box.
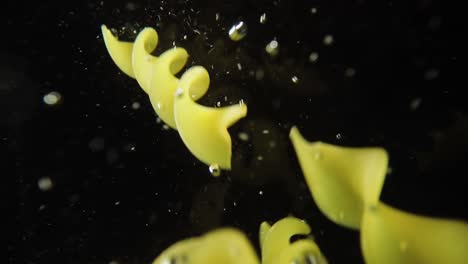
[228,21,247,41]
[38,177,53,191]
[291,76,299,84]
[265,40,279,56]
[209,164,221,177]
[309,52,319,63]
[323,34,334,46]
[260,13,267,24]
[43,91,62,105]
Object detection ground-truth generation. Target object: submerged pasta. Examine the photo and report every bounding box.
[101,25,247,169]
[151,217,326,264]
[290,126,468,264]
[289,126,388,229]
[361,202,468,264]
[260,217,327,264]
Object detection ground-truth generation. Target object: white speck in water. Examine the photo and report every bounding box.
[323,34,334,46]
[239,99,244,106]
[424,68,439,80]
[228,21,247,41]
[233,201,237,207]
[156,117,161,124]
[311,7,318,14]
[114,201,120,205]
[410,98,422,110]
[209,164,221,177]
[43,91,62,105]
[162,124,170,130]
[131,102,140,109]
[262,129,270,134]
[265,40,279,56]
[216,101,221,107]
[215,12,220,21]
[259,190,263,195]
[309,52,319,63]
[291,76,299,84]
[257,155,264,161]
[238,132,250,141]
[336,133,342,140]
[345,67,356,77]
[260,13,267,24]
[38,177,53,191]
[237,63,243,70]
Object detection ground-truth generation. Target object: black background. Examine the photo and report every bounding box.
[2,0,467,263]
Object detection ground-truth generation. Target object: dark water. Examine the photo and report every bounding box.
[2,0,466,263]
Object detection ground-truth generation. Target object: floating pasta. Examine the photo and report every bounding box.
[361,202,468,264]
[101,25,247,169]
[174,66,247,169]
[152,228,259,264]
[260,217,327,264]
[290,126,468,263]
[289,126,388,229]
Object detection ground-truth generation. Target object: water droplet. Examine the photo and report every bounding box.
[209,164,221,177]
[291,76,300,84]
[265,40,279,56]
[309,52,319,63]
[260,13,267,24]
[131,102,141,109]
[38,177,53,191]
[43,91,62,105]
[323,34,334,46]
[228,21,247,41]
[238,132,250,141]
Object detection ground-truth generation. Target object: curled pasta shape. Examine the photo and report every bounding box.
[152,228,259,264]
[260,217,328,264]
[101,25,247,169]
[361,202,468,264]
[289,126,388,229]
[174,66,247,169]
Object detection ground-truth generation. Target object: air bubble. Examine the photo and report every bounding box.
[309,52,319,63]
[265,40,279,56]
[38,177,53,191]
[228,21,247,41]
[43,91,62,105]
[209,164,221,177]
[131,102,140,109]
[323,34,334,46]
[238,132,249,141]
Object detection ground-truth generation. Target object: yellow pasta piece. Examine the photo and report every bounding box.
[174,66,247,169]
[289,126,388,229]
[361,202,468,264]
[101,25,188,129]
[152,228,259,264]
[101,25,135,78]
[260,217,327,264]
